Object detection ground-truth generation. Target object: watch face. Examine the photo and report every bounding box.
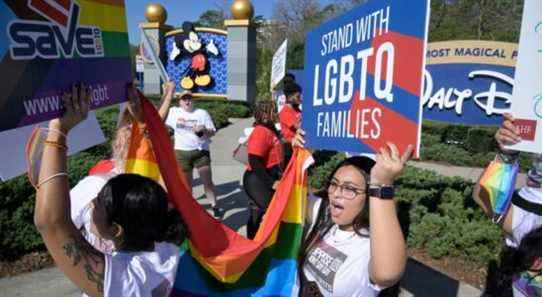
[380,187,394,199]
[369,186,394,199]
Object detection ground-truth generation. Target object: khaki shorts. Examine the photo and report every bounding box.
[175,149,211,173]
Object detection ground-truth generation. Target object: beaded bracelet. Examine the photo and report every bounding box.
[41,127,67,139]
[44,140,68,151]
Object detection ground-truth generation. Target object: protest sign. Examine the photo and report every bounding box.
[0,112,105,181]
[270,39,288,90]
[0,0,132,132]
[302,0,430,156]
[507,0,542,154]
[423,41,517,126]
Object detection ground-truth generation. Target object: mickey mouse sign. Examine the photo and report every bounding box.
[169,22,221,91]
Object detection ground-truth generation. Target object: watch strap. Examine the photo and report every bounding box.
[368,185,394,199]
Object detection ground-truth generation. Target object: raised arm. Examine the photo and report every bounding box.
[158,81,176,120]
[34,84,105,297]
[368,143,412,288]
[472,113,520,234]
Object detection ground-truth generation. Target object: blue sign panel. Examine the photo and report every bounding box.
[422,40,518,126]
[302,0,430,156]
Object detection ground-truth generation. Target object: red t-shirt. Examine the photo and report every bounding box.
[247,125,283,169]
[279,105,301,141]
[88,159,115,175]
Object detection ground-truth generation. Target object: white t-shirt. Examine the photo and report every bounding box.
[165,107,215,151]
[505,154,542,248]
[506,187,542,248]
[70,173,117,254]
[72,174,181,297]
[296,195,381,297]
[104,242,180,297]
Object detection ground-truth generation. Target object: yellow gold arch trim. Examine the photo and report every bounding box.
[174,93,228,100]
[165,27,228,37]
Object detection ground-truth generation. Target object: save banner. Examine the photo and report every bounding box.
[0,0,131,132]
[301,0,430,156]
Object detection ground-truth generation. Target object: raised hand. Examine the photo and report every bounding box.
[126,84,144,122]
[50,83,91,134]
[495,113,521,153]
[292,128,306,148]
[162,81,176,97]
[371,143,413,185]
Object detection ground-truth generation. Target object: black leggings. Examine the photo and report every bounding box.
[243,170,276,239]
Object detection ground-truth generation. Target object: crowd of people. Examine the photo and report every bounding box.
[29,75,542,297]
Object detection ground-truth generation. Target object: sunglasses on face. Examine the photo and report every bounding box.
[327,179,365,199]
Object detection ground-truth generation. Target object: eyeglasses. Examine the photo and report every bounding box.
[327,180,365,199]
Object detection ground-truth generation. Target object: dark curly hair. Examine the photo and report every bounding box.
[486,225,542,297]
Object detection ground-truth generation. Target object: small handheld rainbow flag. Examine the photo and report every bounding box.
[479,159,519,223]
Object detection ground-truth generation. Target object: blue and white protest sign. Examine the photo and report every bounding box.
[507,0,542,154]
[423,40,517,126]
[302,0,430,156]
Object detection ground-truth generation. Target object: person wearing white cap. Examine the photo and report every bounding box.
[159,85,222,217]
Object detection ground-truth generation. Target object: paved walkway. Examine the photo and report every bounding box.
[0,117,499,297]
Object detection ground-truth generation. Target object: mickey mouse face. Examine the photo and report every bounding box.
[184,31,202,53]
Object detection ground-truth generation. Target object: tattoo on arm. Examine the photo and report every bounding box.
[62,235,105,293]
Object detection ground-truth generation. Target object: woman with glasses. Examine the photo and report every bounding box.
[160,88,221,217]
[293,132,412,297]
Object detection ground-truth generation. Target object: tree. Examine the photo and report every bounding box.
[428,0,523,42]
[194,9,226,29]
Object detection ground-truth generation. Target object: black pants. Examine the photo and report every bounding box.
[243,170,276,239]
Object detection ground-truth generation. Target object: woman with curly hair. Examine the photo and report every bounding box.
[243,100,284,238]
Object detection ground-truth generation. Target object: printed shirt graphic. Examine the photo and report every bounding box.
[302,225,380,297]
[513,271,542,297]
[506,155,542,248]
[305,239,347,293]
[166,107,215,151]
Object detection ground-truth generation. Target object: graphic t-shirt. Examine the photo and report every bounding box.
[165,107,215,151]
[302,225,379,297]
[279,105,301,141]
[247,125,283,169]
[506,155,542,248]
[513,271,542,297]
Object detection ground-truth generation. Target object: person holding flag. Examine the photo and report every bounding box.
[31,85,184,297]
[473,113,542,296]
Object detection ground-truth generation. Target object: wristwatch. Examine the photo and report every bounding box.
[368,185,394,199]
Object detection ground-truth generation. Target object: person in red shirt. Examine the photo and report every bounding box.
[243,101,284,239]
[279,82,302,164]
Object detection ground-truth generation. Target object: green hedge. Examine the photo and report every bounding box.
[146,96,252,130]
[421,121,534,169]
[0,109,115,260]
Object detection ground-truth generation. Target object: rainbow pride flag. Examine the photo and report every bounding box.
[128,97,312,296]
[0,0,131,132]
[479,160,519,223]
[124,121,161,182]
